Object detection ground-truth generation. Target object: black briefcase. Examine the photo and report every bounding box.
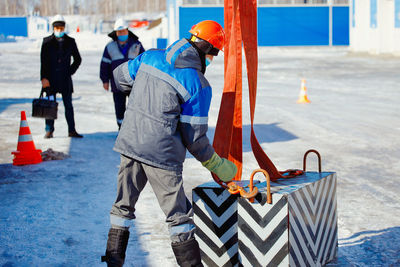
[32,87,58,120]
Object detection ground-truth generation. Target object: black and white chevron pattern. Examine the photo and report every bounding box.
[194,173,337,266]
[193,187,240,267]
[238,193,289,267]
[288,173,337,266]
[237,173,337,266]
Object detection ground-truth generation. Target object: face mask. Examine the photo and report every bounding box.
[54,31,64,38]
[118,34,128,42]
[205,56,213,67]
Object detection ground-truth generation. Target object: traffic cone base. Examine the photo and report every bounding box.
[297,95,311,103]
[297,79,311,103]
[12,111,42,166]
[12,151,42,166]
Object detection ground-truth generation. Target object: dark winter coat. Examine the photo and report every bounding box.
[100,31,145,93]
[112,38,215,172]
[40,34,81,94]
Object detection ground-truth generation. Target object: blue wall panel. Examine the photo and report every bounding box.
[179,7,224,40]
[0,17,28,37]
[333,6,349,45]
[179,6,349,46]
[258,7,329,46]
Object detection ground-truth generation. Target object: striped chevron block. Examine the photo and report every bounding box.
[193,183,240,267]
[238,191,289,266]
[238,172,337,266]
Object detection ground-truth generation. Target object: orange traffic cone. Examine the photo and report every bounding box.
[11,111,42,166]
[297,79,311,103]
[76,26,80,32]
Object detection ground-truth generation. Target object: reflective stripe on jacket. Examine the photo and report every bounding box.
[113,38,215,171]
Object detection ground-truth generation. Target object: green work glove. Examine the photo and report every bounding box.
[202,152,237,182]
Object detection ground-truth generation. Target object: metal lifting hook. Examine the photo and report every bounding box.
[303,149,322,172]
[218,150,322,204]
[226,169,272,204]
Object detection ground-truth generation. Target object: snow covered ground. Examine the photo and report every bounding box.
[1,29,400,266]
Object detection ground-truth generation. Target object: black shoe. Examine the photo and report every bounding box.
[44,131,53,139]
[101,228,130,267]
[68,131,83,138]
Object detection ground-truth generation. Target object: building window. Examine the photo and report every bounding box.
[395,0,400,28]
[370,0,377,28]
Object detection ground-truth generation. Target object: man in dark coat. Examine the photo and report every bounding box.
[40,14,83,138]
[100,18,145,130]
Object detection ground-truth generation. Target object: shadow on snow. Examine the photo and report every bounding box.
[327,227,400,266]
[0,131,150,266]
[186,122,298,159]
[0,98,32,114]
[0,96,82,115]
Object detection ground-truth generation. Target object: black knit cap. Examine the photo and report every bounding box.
[52,21,66,27]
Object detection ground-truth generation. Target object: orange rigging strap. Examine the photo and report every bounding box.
[212,0,303,187]
[212,0,243,183]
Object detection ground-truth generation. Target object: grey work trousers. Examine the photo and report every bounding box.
[110,154,195,243]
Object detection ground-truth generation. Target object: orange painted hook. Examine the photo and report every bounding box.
[226,172,259,199]
[226,169,272,204]
[227,182,241,195]
[248,169,272,204]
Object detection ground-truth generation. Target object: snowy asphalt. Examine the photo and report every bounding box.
[0,39,399,266]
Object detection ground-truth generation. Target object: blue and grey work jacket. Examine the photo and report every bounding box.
[100,31,144,93]
[113,38,215,171]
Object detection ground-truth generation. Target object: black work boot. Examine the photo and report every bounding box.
[171,238,203,267]
[68,130,83,138]
[101,228,130,267]
[44,131,53,139]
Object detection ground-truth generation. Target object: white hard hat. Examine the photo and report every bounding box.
[114,18,128,31]
[52,14,65,27]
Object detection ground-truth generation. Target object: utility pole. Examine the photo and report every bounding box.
[328,0,333,46]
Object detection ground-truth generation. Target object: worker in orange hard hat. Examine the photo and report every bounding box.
[188,20,225,71]
[102,20,236,267]
[189,20,225,51]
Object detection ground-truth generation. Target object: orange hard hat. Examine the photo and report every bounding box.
[189,20,225,51]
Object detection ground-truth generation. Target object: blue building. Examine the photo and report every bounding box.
[167,0,349,47]
[0,17,28,38]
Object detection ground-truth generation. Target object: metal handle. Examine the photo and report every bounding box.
[303,149,322,173]
[248,169,272,204]
[237,170,259,201]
